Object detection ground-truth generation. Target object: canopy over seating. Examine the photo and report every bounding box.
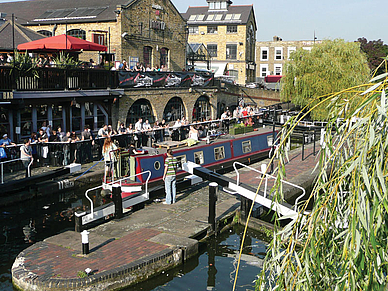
[17,34,107,52]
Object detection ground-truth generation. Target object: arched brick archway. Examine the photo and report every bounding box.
[192,95,211,121]
[163,96,186,122]
[126,98,155,126]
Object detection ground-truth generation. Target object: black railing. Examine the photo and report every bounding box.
[0,66,214,91]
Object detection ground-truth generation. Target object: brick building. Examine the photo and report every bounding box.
[256,36,321,79]
[0,0,187,70]
[182,0,257,85]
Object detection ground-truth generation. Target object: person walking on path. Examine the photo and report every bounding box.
[163,149,178,204]
[20,139,32,178]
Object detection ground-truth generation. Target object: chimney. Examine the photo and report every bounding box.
[0,12,7,26]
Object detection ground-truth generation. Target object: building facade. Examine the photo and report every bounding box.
[0,0,186,70]
[256,36,321,79]
[182,0,257,85]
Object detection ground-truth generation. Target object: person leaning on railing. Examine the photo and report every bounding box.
[20,139,32,178]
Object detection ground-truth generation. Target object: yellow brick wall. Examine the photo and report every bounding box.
[188,18,256,84]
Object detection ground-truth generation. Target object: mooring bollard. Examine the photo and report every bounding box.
[81,230,90,255]
[112,184,123,219]
[208,182,218,233]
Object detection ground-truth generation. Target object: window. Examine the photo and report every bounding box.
[226,44,237,59]
[93,33,105,45]
[67,29,86,40]
[209,2,214,9]
[225,14,232,20]
[160,47,169,68]
[207,26,217,34]
[197,15,205,21]
[194,151,204,164]
[260,64,268,77]
[154,161,161,170]
[143,46,152,68]
[274,64,283,75]
[175,155,187,170]
[220,1,227,9]
[242,140,252,153]
[227,69,238,81]
[227,25,237,33]
[189,15,197,21]
[287,47,296,59]
[189,26,199,34]
[163,97,185,122]
[232,14,241,20]
[207,14,214,21]
[37,30,52,37]
[214,14,222,21]
[260,47,268,61]
[214,146,225,160]
[274,47,283,60]
[207,44,217,57]
[214,2,220,9]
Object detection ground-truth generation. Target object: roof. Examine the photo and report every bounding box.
[182,5,254,26]
[0,20,46,50]
[0,0,134,25]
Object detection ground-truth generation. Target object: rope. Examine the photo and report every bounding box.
[74,157,104,181]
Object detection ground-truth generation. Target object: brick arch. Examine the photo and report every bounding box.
[125,98,155,125]
[162,96,186,122]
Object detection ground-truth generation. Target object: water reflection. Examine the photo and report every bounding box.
[124,225,268,291]
[0,187,91,291]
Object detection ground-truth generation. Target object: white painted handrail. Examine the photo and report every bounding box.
[1,158,21,184]
[233,161,306,212]
[85,170,152,217]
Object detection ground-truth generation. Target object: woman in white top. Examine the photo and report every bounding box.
[188,125,198,141]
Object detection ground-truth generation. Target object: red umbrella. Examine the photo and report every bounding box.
[17,34,107,52]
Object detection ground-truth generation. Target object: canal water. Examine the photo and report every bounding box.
[0,188,268,291]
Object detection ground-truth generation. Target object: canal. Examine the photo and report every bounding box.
[0,187,268,290]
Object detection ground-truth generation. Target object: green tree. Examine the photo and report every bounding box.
[281,39,370,120]
[254,60,388,290]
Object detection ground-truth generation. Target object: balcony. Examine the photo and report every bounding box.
[0,66,215,92]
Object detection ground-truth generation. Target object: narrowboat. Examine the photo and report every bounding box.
[103,127,276,198]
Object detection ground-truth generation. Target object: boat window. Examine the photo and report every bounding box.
[214,146,225,160]
[175,155,187,170]
[267,135,273,147]
[194,151,204,164]
[154,161,161,171]
[242,140,252,153]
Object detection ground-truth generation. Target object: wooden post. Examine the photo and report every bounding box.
[208,182,218,233]
[112,184,123,219]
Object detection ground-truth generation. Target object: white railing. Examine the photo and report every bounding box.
[0,158,33,184]
[85,170,152,218]
[233,161,306,212]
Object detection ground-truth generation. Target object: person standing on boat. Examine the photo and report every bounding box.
[134,118,143,148]
[20,139,32,178]
[102,137,117,183]
[163,149,178,205]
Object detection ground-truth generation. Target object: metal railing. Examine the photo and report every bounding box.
[85,170,151,218]
[0,157,33,184]
[233,161,306,212]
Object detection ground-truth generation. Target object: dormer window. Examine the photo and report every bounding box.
[208,0,230,11]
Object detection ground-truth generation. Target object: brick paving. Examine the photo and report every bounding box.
[22,229,166,279]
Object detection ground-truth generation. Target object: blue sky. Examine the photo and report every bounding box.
[1,0,386,42]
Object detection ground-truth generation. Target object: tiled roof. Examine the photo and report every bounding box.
[182,5,254,25]
[0,0,135,25]
[0,20,46,50]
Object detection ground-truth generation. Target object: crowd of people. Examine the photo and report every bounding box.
[115,60,169,72]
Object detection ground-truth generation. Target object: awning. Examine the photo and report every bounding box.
[18,34,107,52]
[265,75,283,83]
[194,62,227,77]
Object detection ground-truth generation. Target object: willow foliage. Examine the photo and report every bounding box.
[281,39,370,120]
[256,59,388,290]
